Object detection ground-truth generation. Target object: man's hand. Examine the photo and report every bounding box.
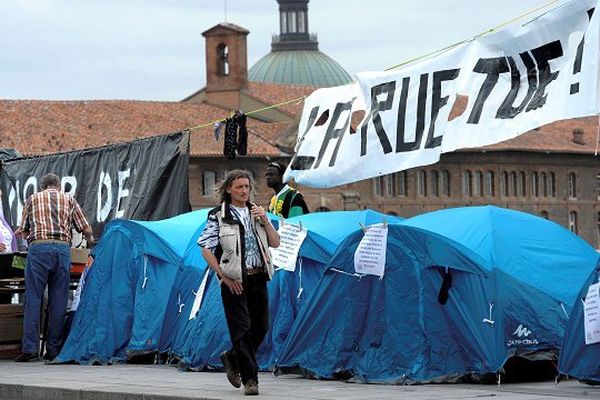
[222,275,243,295]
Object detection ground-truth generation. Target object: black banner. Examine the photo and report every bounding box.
[0,131,191,238]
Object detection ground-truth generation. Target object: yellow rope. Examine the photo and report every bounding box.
[188,95,306,132]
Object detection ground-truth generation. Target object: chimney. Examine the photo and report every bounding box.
[202,23,249,109]
[572,128,585,145]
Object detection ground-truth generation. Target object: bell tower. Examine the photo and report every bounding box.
[202,23,249,108]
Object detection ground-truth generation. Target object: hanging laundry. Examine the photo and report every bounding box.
[213,121,224,141]
[223,117,238,160]
[237,112,247,156]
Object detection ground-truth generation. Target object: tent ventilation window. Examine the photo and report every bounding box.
[437,266,452,305]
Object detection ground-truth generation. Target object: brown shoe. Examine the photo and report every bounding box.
[220,351,241,388]
[244,379,259,396]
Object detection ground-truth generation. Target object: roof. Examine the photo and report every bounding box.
[0,100,283,157]
[248,50,353,87]
[0,98,597,159]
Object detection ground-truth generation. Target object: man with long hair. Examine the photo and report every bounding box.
[197,170,279,396]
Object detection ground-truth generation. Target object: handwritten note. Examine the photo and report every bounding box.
[584,282,600,345]
[271,222,307,272]
[354,223,388,277]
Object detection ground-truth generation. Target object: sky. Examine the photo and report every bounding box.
[1,0,555,101]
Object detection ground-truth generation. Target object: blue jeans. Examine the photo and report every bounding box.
[22,242,71,355]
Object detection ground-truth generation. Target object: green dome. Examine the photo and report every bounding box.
[249,50,353,88]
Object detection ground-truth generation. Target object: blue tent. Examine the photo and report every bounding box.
[57,209,209,364]
[176,210,402,370]
[558,264,600,384]
[276,224,517,383]
[403,206,600,359]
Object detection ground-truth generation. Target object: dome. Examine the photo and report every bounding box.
[249,50,353,88]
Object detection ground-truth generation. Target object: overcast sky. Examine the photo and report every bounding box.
[2,0,554,101]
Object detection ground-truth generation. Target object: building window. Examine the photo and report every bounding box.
[417,170,427,196]
[288,10,297,33]
[568,172,577,199]
[297,10,306,32]
[462,170,472,197]
[430,171,439,197]
[216,44,229,76]
[531,172,539,197]
[397,171,407,196]
[473,171,483,197]
[441,170,450,196]
[518,172,526,197]
[202,171,216,196]
[510,171,517,197]
[550,172,556,197]
[280,11,288,34]
[484,171,495,196]
[597,174,600,200]
[541,172,548,197]
[501,171,509,197]
[373,176,384,196]
[540,210,549,219]
[385,174,395,196]
[569,211,578,234]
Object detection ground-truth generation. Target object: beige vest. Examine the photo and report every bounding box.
[216,202,274,282]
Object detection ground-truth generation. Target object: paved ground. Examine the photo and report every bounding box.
[0,360,598,400]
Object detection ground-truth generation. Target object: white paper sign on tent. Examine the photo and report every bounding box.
[584,282,600,345]
[270,221,307,272]
[354,223,388,277]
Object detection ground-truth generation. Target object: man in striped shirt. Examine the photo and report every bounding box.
[14,173,93,362]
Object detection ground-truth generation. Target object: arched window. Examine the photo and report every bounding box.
[531,172,539,197]
[550,172,556,197]
[441,170,451,196]
[510,171,517,197]
[541,172,548,197]
[518,171,526,197]
[473,171,483,197]
[484,171,494,196]
[501,171,509,197]
[373,176,384,196]
[430,171,439,197]
[397,171,407,196]
[569,211,578,234]
[202,171,216,196]
[385,174,395,196]
[568,172,577,198]
[462,170,472,196]
[417,170,427,196]
[217,44,229,76]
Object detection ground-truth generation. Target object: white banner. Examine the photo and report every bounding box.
[285,1,600,188]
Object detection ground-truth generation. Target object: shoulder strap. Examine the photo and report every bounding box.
[281,189,296,218]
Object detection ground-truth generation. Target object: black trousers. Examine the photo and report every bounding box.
[221,273,269,385]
